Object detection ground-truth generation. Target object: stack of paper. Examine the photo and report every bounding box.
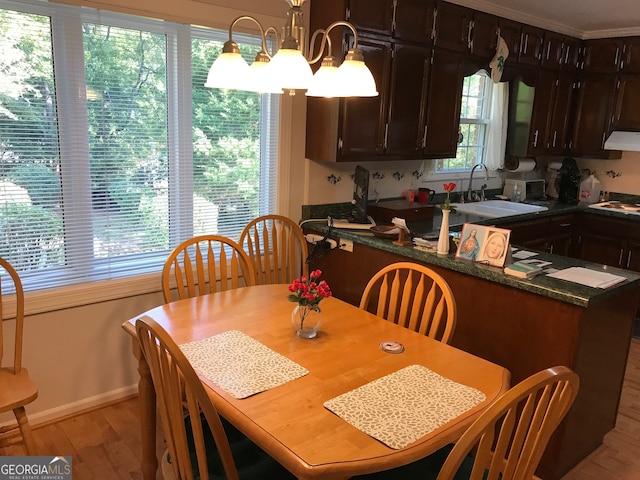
[547,267,627,289]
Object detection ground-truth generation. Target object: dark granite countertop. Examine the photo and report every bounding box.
[301,197,640,308]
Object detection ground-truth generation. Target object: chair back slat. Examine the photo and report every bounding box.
[162,235,255,303]
[360,262,457,344]
[436,366,580,480]
[136,316,240,480]
[0,257,25,372]
[239,215,308,286]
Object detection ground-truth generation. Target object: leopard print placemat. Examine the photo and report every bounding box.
[180,330,309,399]
[324,364,486,449]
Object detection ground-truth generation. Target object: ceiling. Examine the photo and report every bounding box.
[447,0,640,39]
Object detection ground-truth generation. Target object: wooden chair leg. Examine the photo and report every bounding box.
[14,406,37,455]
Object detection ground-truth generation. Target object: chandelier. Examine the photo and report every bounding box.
[204,0,378,97]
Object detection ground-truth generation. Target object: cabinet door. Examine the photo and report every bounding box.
[394,0,436,43]
[621,37,640,74]
[423,49,465,156]
[338,37,391,159]
[518,25,544,66]
[570,74,617,155]
[612,75,640,130]
[548,214,575,257]
[503,218,549,250]
[561,37,582,71]
[528,70,556,155]
[583,38,623,73]
[541,31,564,70]
[385,43,431,156]
[625,239,640,272]
[348,0,394,35]
[578,232,625,267]
[433,1,472,53]
[547,71,575,153]
[469,11,499,59]
[498,18,521,65]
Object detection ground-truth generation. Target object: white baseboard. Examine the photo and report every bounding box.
[1,384,139,429]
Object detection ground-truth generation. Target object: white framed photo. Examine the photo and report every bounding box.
[456,223,511,268]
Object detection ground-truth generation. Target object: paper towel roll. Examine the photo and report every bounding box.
[547,161,563,171]
[505,157,537,172]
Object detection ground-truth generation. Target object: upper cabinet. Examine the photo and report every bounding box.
[582,38,624,73]
[305,1,637,162]
[433,1,472,52]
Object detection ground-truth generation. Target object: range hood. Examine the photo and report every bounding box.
[604,131,640,151]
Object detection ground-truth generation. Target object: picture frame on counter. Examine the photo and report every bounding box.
[456,223,512,268]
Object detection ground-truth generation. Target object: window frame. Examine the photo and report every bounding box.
[0,0,280,305]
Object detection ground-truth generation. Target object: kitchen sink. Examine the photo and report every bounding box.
[450,200,548,218]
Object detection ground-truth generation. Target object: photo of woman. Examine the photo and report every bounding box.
[478,230,509,266]
[456,223,511,267]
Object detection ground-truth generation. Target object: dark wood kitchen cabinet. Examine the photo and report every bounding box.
[545,71,575,154]
[468,11,499,60]
[433,0,472,52]
[346,0,394,35]
[582,38,624,73]
[422,49,465,156]
[305,35,391,162]
[518,24,544,66]
[497,18,522,65]
[612,75,640,130]
[620,36,640,74]
[570,73,618,156]
[503,214,575,256]
[541,31,565,70]
[393,0,437,42]
[577,214,640,271]
[385,43,431,156]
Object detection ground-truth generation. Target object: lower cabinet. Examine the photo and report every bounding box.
[576,213,640,271]
[304,231,637,480]
[502,214,575,257]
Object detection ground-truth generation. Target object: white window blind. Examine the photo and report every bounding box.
[437,72,492,172]
[0,0,278,293]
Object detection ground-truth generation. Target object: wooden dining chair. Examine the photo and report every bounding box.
[162,235,255,303]
[0,257,38,455]
[239,215,308,285]
[359,262,457,344]
[135,316,294,480]
[356,366,580,480]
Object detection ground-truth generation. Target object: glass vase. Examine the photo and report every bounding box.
[437,209,450,255]
[292,305,322,339]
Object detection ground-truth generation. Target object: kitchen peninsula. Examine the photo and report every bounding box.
[303,201,640,480]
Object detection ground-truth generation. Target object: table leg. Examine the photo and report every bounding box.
[132,338,158,480]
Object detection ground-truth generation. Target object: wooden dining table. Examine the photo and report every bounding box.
[122,284,510,480]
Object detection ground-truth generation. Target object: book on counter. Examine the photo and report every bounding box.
[504,261,544,279]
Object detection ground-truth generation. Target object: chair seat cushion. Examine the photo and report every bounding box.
[181,413,296,480]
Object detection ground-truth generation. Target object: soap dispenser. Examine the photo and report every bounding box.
[511,185,521,203]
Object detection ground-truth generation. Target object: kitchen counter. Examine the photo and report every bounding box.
[302,199,640,308]
[302,197,640,480]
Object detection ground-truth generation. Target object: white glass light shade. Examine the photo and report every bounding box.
[306,65,342,97]
[268,48,313,91]
[204,52,251,90]
[335,59,379,97]
[247,60,284,94]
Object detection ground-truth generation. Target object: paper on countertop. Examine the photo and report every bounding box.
[512,249,539,260]
[547,267,627,289]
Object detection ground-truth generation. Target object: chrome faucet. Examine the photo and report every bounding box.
[466,163,489,202]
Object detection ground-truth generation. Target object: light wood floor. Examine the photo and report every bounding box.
[1,339,639,479]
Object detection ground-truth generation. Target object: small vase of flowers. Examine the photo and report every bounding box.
[437,183,456,255]
[288,270,332,339]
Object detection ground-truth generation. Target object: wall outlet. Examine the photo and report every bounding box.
[339,239,353,253]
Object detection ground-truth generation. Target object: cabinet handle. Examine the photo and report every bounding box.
[549,244,554,254]
[627,250,632,269]
[338,138,343,150]
[523,33,529,54]
[391,0,397,32]
[558,223,571,227]
[533,129,539,147]
[619,248,624,266]
[468,20,474,50]
[552,131,557,147]
[384,123,389,149]
[615,47,620,66]
[432,8,438,41]
[422,125,428,148]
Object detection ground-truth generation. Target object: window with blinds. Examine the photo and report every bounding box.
[0,1,278,292]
